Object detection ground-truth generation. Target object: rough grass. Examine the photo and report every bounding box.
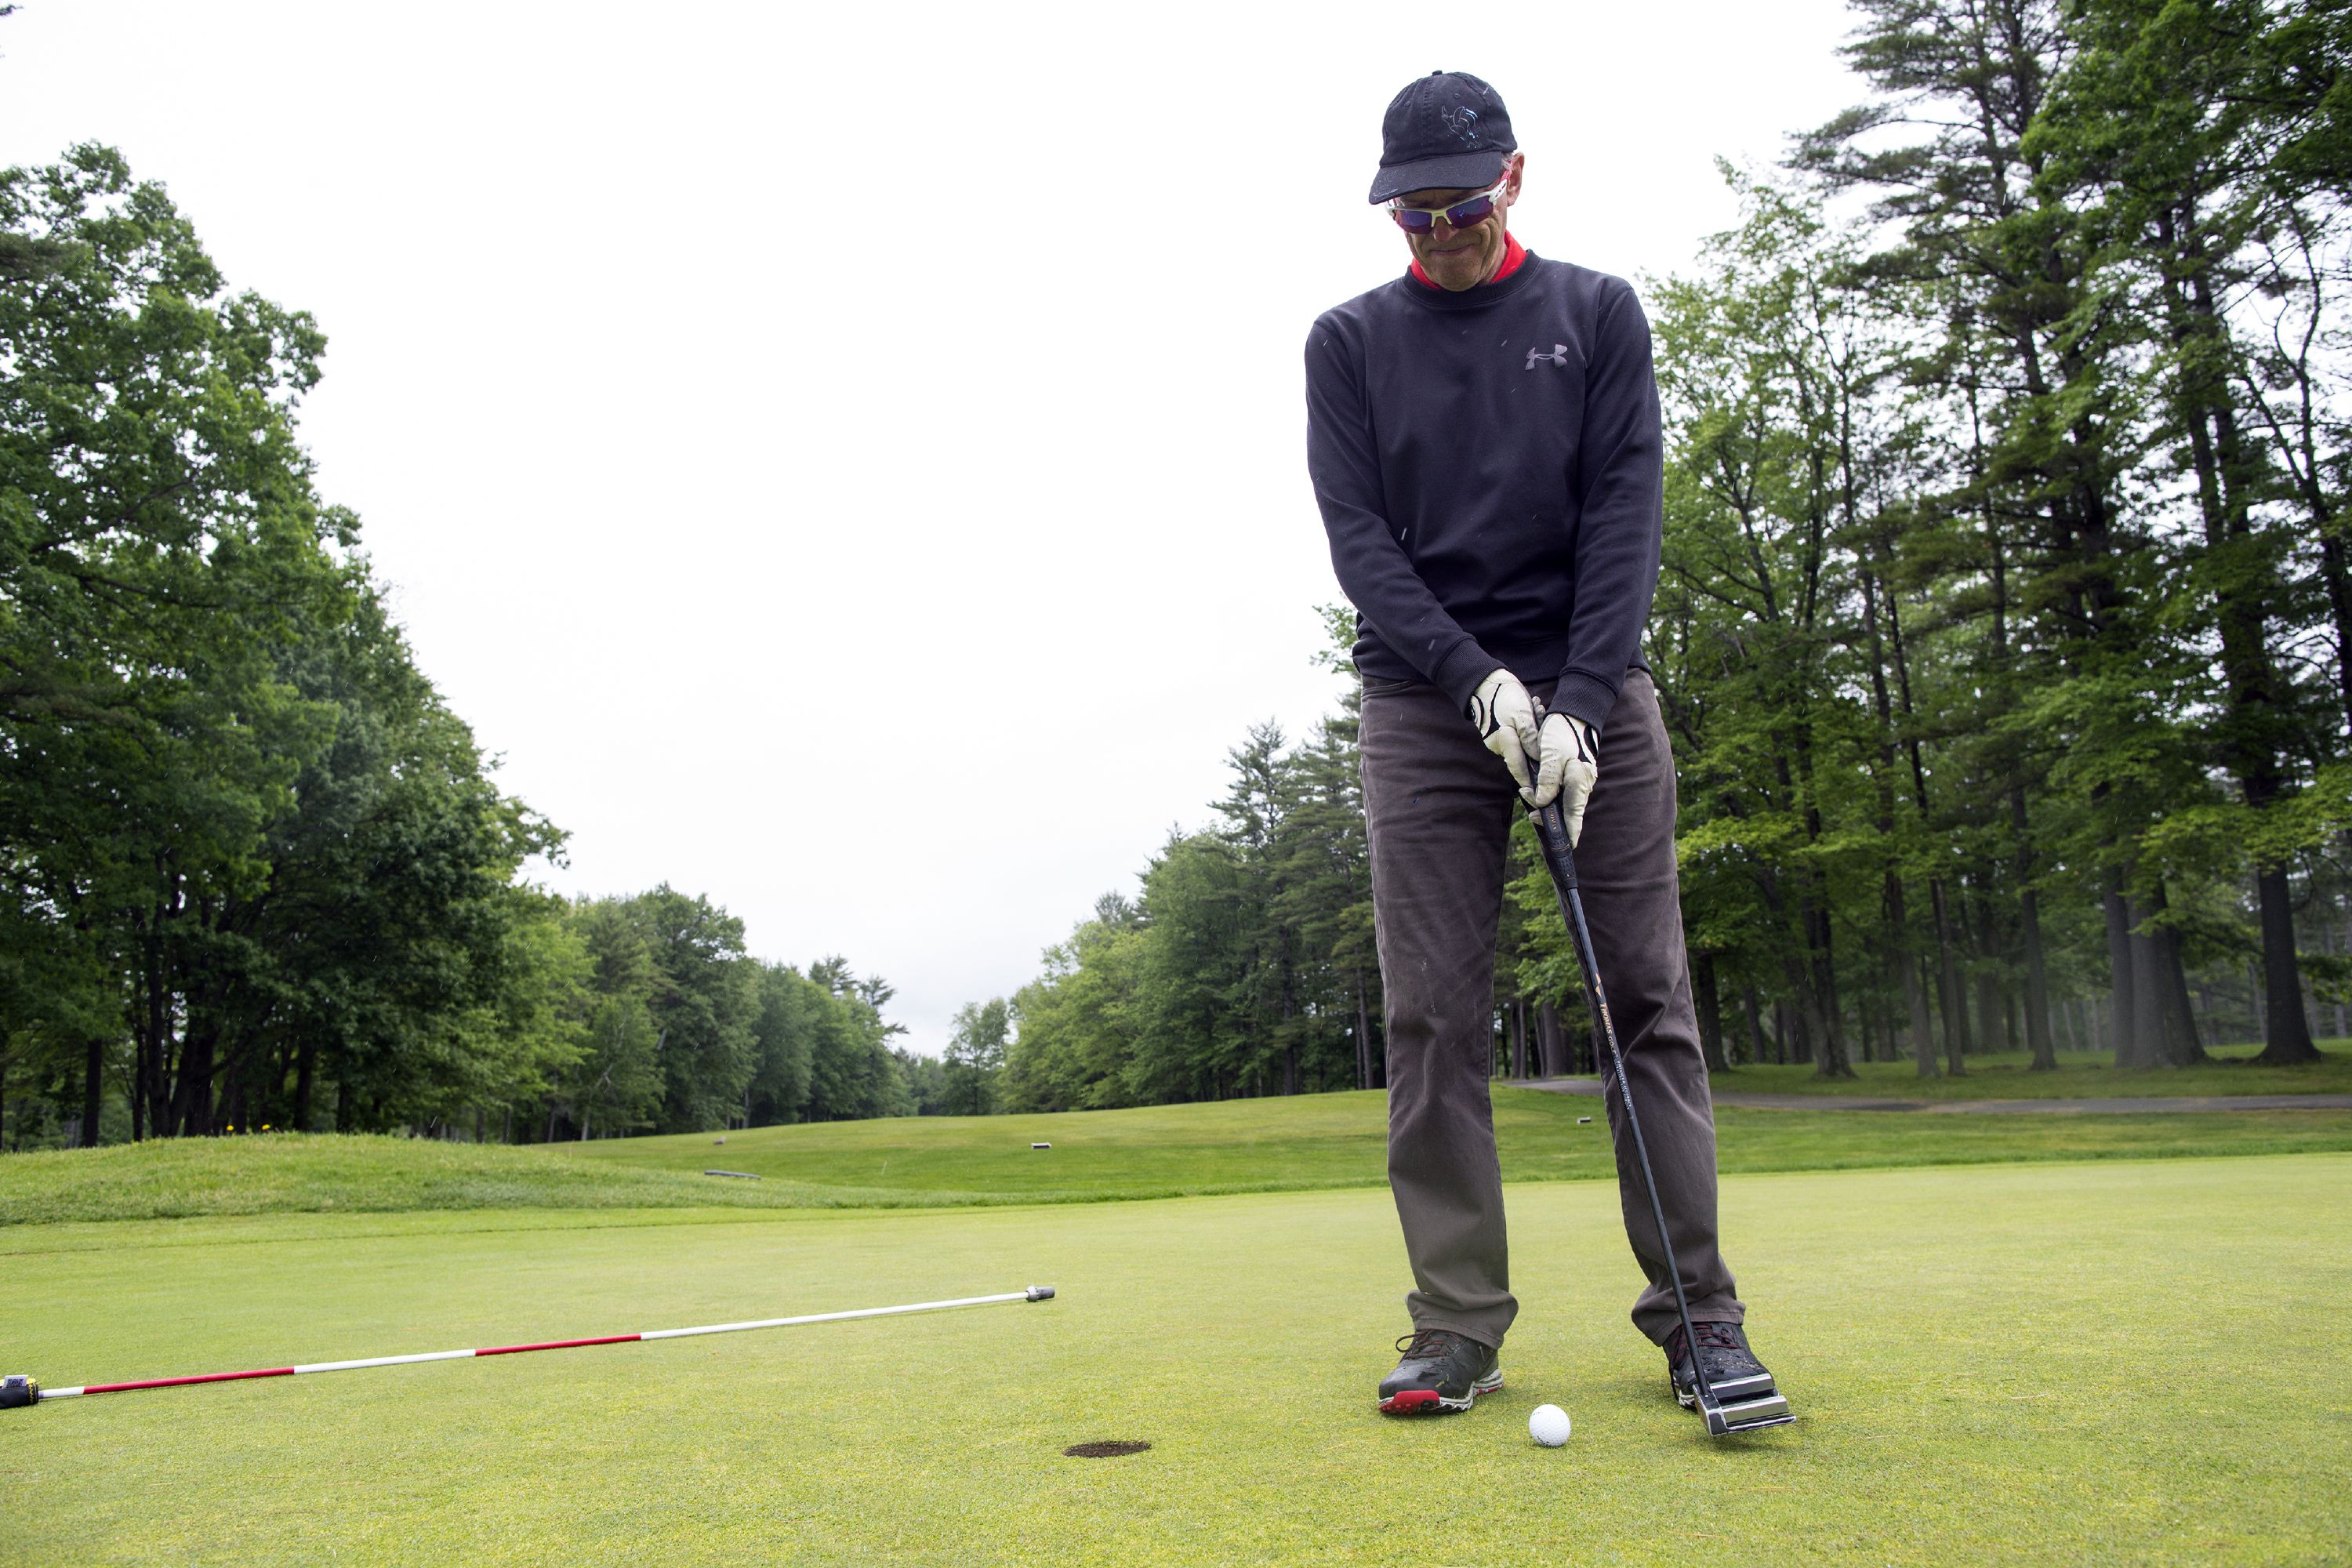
[9,1090,2352,1225]
[2,1155,2344,1565]
[1694,1040,2352,1098]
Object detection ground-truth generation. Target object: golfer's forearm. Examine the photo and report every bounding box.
[1319,514,1497,704]
[1553,488,1659,730]
[1555,285,1665,732]
[1306,325,1496,706]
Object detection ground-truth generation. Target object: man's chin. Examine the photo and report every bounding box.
[1421,251,1490,291]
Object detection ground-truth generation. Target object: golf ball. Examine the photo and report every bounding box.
[1529,1403,1572,1446]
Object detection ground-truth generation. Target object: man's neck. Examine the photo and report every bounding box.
[1410,231,1527,291]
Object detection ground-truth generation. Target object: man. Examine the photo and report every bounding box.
[1305,71,1780,1420]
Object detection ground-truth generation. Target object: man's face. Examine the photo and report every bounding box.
[1396,154,1523,292]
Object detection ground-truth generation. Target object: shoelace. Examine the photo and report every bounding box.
[1396,1328,1467,1360]
[1693,1322,1745,1353]
[1671,1321,1747,1363]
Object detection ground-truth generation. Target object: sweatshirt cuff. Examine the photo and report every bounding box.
[1432,638,1501,717]
[1549,669,1618,735]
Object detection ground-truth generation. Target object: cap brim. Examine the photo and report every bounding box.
[1368,149,1506,204]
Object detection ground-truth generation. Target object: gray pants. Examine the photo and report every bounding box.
[1361,668,1743,1348]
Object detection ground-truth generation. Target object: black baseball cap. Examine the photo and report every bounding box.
[1367,71,1516,204]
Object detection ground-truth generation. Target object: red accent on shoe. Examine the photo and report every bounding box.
[1381,1389,1443,1414]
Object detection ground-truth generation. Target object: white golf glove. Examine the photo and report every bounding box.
[1466,668,1543,793]
[1528,711,1601,842]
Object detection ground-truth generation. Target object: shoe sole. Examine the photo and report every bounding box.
[1379,1367,1503,1416]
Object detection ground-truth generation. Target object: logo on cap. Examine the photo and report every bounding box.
[1442,104,1481,144]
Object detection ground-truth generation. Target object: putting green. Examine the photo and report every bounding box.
[3,1155,2345,1565]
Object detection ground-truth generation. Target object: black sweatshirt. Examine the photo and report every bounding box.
[1304,251,1664,734]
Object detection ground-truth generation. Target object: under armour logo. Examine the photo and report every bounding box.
[1526,343,1569,369]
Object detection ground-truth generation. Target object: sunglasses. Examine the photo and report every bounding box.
[1386,175,1508,234]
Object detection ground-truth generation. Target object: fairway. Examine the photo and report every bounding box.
[12,1091,2352,1226]
[5,1154,2347,1566]
[1655,1042,2352,1101]
[562,1086,2352,1196]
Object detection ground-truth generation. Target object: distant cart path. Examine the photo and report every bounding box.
[1515,1078,2352,1114]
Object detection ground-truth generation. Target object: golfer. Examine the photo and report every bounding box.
[1306,71,1780,1417]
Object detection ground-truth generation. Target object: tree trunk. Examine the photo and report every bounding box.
[2128,888,2205,1066]
[1355,977,1374,1091]
[2104,866,2141,1067]
[82,1036,104,1147]
[1929,877,1968,1076]
[1806,899,1855,1078]
[2252,865,2320,1062]
[1975,969,2003,1062]
[144,931,172,1137]
[2167,213,2307,1064]
[295,1041,316,1132]
[1509,1000,1527,1081]
[1693,950,1728,1073]
[2013,790,2056,1069]
[1900,895,1937,1078]
[172,1025,216,1137]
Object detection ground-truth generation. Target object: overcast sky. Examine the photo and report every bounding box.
[3,1,1867,1054]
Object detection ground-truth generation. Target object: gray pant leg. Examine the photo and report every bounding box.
[1577,670,1744,1341]
[1360,677,1518,1348]
[1363,668,1744,1351]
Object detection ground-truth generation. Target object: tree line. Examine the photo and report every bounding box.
[982,0,2352,1106]
[0,147,936,1149]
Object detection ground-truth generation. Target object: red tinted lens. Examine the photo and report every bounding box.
[1392,208,1438,232]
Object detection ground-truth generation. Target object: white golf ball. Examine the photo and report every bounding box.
[1529,1403,1572,1446]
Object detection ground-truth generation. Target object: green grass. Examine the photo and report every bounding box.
[1701,1039,2352,1098]
[0,1133,944,1227]
[2,1154,2344,1565]
[564,1086,2352,1200]
[10,1091,2352,1225]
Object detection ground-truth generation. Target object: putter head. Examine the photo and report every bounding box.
[1025,1285,1056,1302]
[1,1375,38,1410]
[1700,1388,1794,1436]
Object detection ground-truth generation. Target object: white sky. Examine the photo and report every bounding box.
[2,0,1865,1055]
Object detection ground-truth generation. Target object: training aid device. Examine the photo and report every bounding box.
[1527,793,1793,1438]
[2,1287,1057,1413]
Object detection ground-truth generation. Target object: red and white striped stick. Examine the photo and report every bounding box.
[5,1286,1054,1408]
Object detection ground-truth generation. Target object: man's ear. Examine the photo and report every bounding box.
[1502,154,1526,209]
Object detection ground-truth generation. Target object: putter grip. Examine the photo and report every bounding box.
[1530,798,1578,890]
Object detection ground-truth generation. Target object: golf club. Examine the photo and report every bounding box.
[2,1286,1056,1413]
[1525,783,1793,1436]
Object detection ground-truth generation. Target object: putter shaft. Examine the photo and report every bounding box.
[1528,797,1787,1436]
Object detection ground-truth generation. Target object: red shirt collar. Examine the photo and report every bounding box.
[1410,231,1526,290]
